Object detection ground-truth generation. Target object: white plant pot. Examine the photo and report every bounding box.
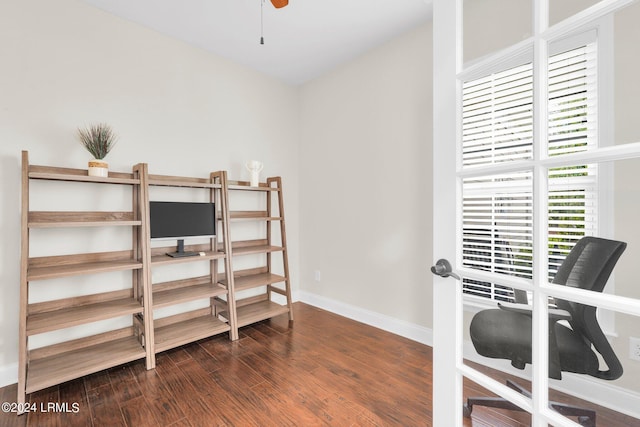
[88,160,109,177]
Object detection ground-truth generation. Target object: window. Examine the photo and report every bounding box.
[461,41,598,302]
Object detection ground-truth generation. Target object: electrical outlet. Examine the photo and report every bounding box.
[630,337,640,361]
[314,270,321,282]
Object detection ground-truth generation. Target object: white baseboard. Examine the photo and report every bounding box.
[298,290,640,421]
[0,363,18,388]
[555,373,640,420]
[296,291,433,345]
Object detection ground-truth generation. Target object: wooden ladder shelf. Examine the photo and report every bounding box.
[17,151,293,411]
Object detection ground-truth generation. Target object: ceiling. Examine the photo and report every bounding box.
[82,0,433,85]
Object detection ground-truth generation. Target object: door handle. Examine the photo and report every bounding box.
[431,259,461,280]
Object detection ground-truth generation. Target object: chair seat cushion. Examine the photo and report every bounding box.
[469,309,600,377]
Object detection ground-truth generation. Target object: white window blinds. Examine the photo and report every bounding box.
[462,63,533,167]
[462,43,598,302]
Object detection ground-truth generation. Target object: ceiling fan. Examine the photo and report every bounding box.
[260,0,288,44]
[269,0,288,8]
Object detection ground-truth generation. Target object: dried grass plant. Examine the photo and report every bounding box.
[77,123,117,160]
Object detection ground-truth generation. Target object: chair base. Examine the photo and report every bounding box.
[463,379,596,427]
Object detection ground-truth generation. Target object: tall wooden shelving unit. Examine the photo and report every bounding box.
[17,155,294,409]
[146,170,238,351]
[18,151,153,408]
[221,176,293,327]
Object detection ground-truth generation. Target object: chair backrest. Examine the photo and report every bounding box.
[552,236,626,380]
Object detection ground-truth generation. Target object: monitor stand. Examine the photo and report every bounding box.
[166,239,199,258]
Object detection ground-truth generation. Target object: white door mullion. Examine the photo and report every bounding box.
[532,1,549,426]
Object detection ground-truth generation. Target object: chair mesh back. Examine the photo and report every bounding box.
[553,237,626,380]
[552,237,625,292]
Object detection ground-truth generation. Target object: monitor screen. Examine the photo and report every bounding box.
[150,201,216,240]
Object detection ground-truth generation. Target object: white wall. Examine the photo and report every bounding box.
[298,24,433,330]
[0,0,300,384]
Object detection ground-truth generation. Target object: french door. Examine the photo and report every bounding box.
[433,1,640,426]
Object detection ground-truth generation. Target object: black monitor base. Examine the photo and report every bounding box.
[165,239,199,258]
[166,251,199,258]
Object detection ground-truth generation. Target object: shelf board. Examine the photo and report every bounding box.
[27,297,143,336]
[148,174,222,188]
[154,315,230,353]
[225,300,289,328]
[28,258,142,281]
[232,245,283,256]
[26,336,145,394]
[221,272,286,292]
[29,165,139,185]
[228,211,282,221]
[227,184,279,192]
[150,250,225,266]
[28,211,140,228]
[153,282,227,309]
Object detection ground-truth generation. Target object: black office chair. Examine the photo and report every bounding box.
[465,236,626,427]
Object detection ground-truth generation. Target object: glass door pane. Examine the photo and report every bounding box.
[550,0,603,26]
[463,0,532,64]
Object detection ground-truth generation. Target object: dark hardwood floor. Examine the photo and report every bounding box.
[1,302,637,426]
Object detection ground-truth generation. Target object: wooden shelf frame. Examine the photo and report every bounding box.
[226,176,293,327]
[18,151,154,411]
[145,169,238,355]
[17,153,294,411]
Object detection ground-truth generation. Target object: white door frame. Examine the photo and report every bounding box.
[432,0,463,425]
[432,1,640,426]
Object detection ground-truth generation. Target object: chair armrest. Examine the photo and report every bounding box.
[497,302,572,322]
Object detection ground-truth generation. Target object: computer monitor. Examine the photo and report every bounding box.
[149,201,216,257]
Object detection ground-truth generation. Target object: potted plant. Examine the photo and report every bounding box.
[77,123,118,177]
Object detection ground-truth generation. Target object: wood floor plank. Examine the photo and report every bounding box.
[165,419,191,427]
[86,383,126,427]
[128,360,171,401]
[174,358,222,398]
[145,395,185,426]
[249,381,321,426]
[108,365,143,404]
[120,396,160,427]
[2,302,637,427]
[184,341,222,373]
[83,370,111,392]
[0,384,27,427]
[152,358,199,413]
[58,378,91,427]
[26,387,61,427]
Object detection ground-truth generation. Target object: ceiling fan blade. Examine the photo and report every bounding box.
[270,0,288,8]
